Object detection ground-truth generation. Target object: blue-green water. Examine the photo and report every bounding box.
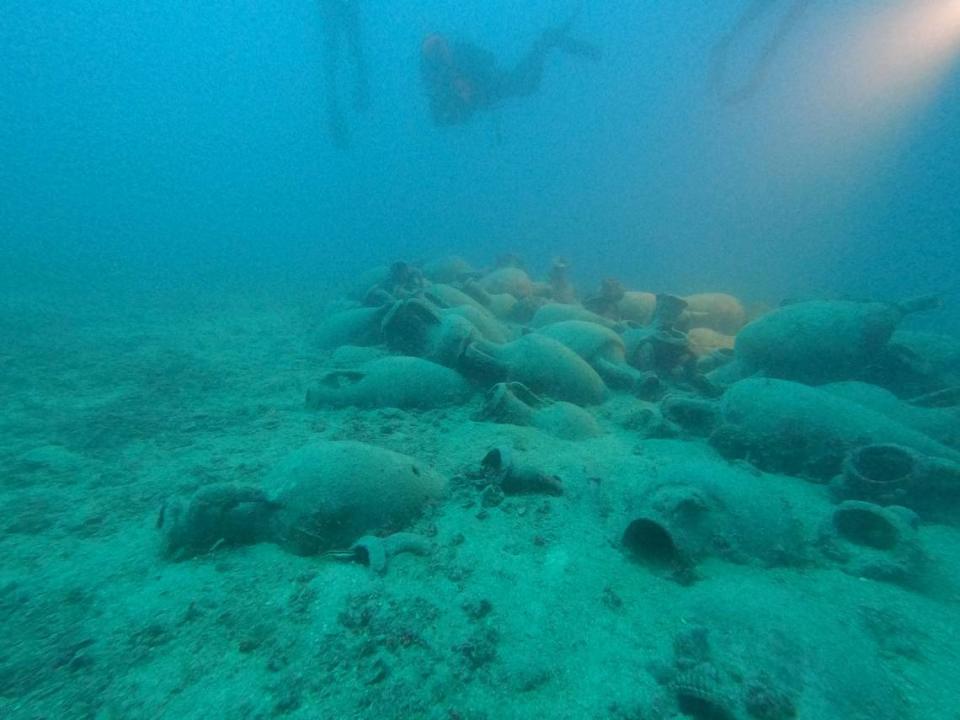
[1,2,959,719]
[3,1,958,303]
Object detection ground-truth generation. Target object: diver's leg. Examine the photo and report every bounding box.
[719,0,781,48]
[498,23,599,101]
[495,29,561,101]
[755,0,810,78]
[504,48,549,99]
[320,4,348,147]
[341,1,369,112]
[538,5,601,63]
[551,34,601,61]
[539,0,600,60]
[710,0,778,99]
[711,0,810,103]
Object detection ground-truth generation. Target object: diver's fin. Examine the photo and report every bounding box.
[896,294,943,315]
[554,35,601,61]
[562,0,586,32]
[540,1,600,61]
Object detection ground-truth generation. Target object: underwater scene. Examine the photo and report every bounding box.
[2,1,960,718]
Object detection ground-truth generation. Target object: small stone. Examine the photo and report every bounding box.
[456,627,499,669]
[365,657,390,685]
[462,599,493,621]
[601,586,623,611]
[480,484,505,508]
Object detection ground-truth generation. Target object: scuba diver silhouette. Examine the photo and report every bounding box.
[710,0,812,104]
[319,0,369,147]
[420,4,601,126]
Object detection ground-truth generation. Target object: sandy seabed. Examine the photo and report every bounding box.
[2,279,959,720]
